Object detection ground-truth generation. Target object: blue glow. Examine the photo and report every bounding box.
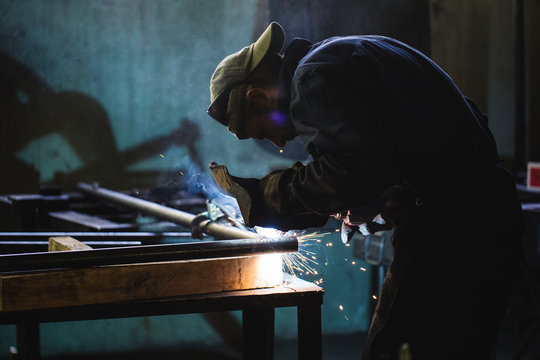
[269,110,287,126]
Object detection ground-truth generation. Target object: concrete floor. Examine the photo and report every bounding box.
[36,329,540,360]
[38,333,366,360]
[35,333,365,360]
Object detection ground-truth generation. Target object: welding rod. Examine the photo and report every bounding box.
[77,182,257,240]
[0,236,298,273]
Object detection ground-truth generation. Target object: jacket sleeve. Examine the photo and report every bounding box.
[264,56,399,219]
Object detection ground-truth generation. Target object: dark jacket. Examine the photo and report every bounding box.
[262,36,524,359]
[267,36,499,220]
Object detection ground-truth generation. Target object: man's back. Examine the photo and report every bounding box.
[290,35,499,192]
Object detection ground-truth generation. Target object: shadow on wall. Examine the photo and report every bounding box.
[0,52,203,193]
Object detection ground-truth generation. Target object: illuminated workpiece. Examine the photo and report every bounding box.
[0,236,298,272]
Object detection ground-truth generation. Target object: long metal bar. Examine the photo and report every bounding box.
[0,241,143,254]
[0,232,197,253]
[0,232,194,242]
[0,236,298,273]
[77,182,258,240]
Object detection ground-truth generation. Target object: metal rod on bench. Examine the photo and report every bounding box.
[0,232,194,242]
[0,236,298,272]
[77,182,257,240]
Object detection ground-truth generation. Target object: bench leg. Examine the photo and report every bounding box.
[298,302,322,360]
[16,322,40,360]
[243,308,274,360]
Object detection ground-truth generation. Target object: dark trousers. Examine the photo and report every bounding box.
[363,166,524,360]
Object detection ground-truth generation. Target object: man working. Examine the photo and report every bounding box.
[207,22,524,359]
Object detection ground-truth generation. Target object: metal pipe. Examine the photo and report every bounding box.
[0,241,143,254]
[0,232,201,253]
[77,182,258,240]
[0,232,194,242]
[0,236,298,273]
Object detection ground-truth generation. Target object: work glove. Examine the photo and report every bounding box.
[209,162,259,227]
[209,162,327,231]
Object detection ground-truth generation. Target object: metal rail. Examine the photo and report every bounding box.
[0,232,198,253]
[77,182,258,240]
[0,232,194,241]
[0,236,298,272]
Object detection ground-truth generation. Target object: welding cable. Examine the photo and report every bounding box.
[191,214,211,239]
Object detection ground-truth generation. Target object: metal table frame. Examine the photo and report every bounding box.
[0,275,323,360]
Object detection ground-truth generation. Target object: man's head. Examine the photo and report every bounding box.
[208,22,298,147]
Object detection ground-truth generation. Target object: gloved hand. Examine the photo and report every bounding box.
[209,162,260,227]
[209,162,327,230]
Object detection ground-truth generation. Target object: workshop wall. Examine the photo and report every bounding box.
[524,0,540,164]
[0,0,432,196]
[0,0,296,195]
[2,0,532,193]
[430,0,540,171]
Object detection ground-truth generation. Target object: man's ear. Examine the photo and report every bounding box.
[246,87,270,104]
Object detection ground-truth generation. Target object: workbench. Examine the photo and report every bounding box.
[0,274,323,360]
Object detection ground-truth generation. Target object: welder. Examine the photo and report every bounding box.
[207,22,524,359]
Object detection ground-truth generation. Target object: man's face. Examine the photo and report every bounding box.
[244,109,298,148]
[242,87,298,147]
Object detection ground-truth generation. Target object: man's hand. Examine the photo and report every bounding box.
[209,162,259,227]
[209,161,327,230]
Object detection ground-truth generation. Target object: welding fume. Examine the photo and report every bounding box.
[205,22,524,359]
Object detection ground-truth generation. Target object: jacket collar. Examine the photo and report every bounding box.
[278,38,313,120]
